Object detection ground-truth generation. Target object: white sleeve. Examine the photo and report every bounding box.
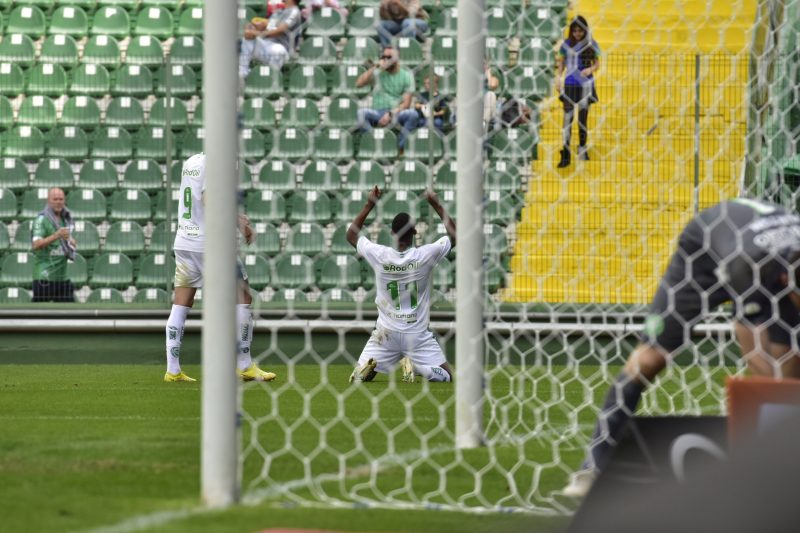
[421,236,452,264]
[356,236,379,266]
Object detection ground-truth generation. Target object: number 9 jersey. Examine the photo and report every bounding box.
[357,235,452,333]
[173,153,206,253]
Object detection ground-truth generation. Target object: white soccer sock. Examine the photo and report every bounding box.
[166,304,190,374]
[416,365,451,382]
[236,304,254,371]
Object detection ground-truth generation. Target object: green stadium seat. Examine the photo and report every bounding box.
[483,222,509,259]
[287,189,332,224]
[69,63,111,96]
[485,36,509,67]
[134,6,173,38]
[241,127,267,162]
[148,97,189,130]
[77,159,117,192]
[347,6,379,36]
[0,34,36,68]
[6,5,46,36]
[48,126,90,161]
[108,189,151,222]
[136,126,177,161]
[317,254,361,290]
[254,159,295,192]
[377,190,423,221]
[332,189,377,224]
[122,158,163,192]
[178,127,204,159]
[105,96,145,129]
[57,0,99,10]
[484,190,518,225]
[341,36,380,66]
[270,127,311,161]
[20,188,50,219]
[329,224,352,254]
[10,220,32,251]
[357,129,398,161]
[0,222,12,252]
[89,252,134,289]
[287,65,327,100]
[517,37,553,68]
[39,35,80,69]
[97,0,139,8]
[66,188,107,221]
[104,220,146,256]
[434,160,457,190]
[112,65,154,97]
[126,35,164,68]
[0,252,34,288]
[133,287,170,304]
[85,287,126,303]
[488,127,537,161]
[154,65,197,97]
[285,222,326,256]
[297,36,338,67]
[282,97,320,129]
[270,288,309,303]
[343,160,385,191]
[26,64,68,97]
[245,190,286,223]
[71,220,101,256]
[91,126,133,161]
[0,287,31,303]
[61,96,102,130]
[271,253,315,290]
[0,96,11,130]
[393,37,423,66]
[176,6,204,36]
[375,226,392,247]
[17,95,57,131]
[306,7,346,37]
[390,160,430,192]
[313,128,354,162]
[416,65,455,94]
[91,6,130,38]
[169,35,203,67]
[241,253,270,290]
[148,220,175,253]
[242,97,276,130]
[485,257,505,293]
[431,255,454,291]
[32,158,73,190]
[0,158,28,191]
[0,188,17,220]
[431,7,457,37]
[325,97,358,129]
[82,35,121,70]
[520,6,563,40]
[66,252,89,286]
[243,222,281,257]
[49,6,90,37]
[319,287,355,303]
[431,36,457,67]
[244,65,283,99]
[3,126,45,160]
[136,252,173,288]
[403,128,444,160]
[329,65,370,98]
[486,6,516,39]
[191,99,203,125]
[302,160,341,191]
[486,160,521,194]
[151,188,178,221]
[0,62,24,95]
[504,66,552,100]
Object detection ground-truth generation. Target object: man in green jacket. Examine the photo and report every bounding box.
[31,188,76,302]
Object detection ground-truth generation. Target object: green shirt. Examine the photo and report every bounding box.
[372,67,414,111]
[32,214,68,281]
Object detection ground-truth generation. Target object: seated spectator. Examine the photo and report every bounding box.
[356,46,419,153]
[239,0,302,77]
[378,0,429,47]
[483,63,500,129]
[414,74,452,133]
[302,0,348,20]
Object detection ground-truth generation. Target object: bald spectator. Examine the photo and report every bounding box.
[31,188,76,302]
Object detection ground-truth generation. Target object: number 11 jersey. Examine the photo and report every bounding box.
[173,153,206,253]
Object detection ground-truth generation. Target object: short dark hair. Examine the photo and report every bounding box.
[391,212,417,243]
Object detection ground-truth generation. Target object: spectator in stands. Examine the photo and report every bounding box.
[301,0,348,20]
[356,46,419,154]
[31,188,76,303]
[239,0,302,77]
[377,0,429,47]
[483,63,501,129]
[414,73,452,133]
[556,15,601,168]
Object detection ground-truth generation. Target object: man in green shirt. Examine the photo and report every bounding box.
[31,187,76,302]
[356,45,420,153]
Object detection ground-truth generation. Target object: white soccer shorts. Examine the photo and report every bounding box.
[356,327,447,374]
[173,250,248,289]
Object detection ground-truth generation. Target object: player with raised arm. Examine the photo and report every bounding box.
[347,186,455,383]
[564,198,800,497]
[163,153,276,383]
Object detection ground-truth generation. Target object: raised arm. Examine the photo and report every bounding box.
[425,189,456,247]
[346,186,382,248]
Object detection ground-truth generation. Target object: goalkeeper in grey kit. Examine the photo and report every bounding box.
[565,198,800,497]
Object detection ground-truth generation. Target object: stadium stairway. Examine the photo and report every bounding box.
[506,0,755,304]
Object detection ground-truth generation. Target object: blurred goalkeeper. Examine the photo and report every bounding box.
[564,198,800,497]
[347,186,455,383]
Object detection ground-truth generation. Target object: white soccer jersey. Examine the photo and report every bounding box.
[357,235,452,333]
[173,153,206,252]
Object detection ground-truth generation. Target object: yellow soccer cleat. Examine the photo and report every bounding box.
[400,357,415,383]
[349,358,378,383]
[239,364,277,382]
[164,371,196,382]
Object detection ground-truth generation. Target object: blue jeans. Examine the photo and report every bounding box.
[377,18,429,46]
[357,108,421,150]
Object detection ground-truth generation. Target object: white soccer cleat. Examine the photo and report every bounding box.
[562,469,597,498]
[349,358,377,383]
[400,357,415,383]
